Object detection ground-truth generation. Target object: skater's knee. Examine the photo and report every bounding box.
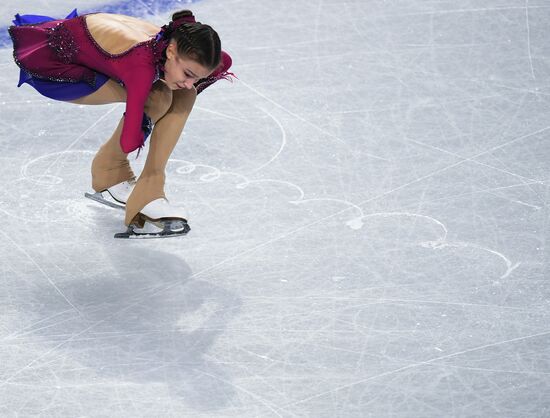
[170,87,197,114]
[145,81,173,121]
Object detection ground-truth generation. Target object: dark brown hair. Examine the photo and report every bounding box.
[168,10,221,70]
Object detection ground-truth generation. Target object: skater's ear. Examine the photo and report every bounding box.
[166,41,178,61]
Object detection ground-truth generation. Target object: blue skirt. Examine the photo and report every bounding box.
[11,9,109,101]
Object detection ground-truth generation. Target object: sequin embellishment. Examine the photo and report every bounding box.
[48,23,78,64]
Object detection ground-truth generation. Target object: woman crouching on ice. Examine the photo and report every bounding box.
[9,9,234,238]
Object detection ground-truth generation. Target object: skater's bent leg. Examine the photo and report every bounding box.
[92,81,173,192]
[69,80,132,191]
[69,80,174,192]
[125,87,197,225]
[68,79,127,105]
[91,117,135,191]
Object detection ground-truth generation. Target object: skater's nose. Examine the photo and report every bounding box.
[182,78,195,89]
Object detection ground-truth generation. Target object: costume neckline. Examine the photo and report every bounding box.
[80,13,158,59]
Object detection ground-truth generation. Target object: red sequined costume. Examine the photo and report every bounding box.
[9,12,234,153]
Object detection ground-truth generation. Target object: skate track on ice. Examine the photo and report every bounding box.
[0,0,549,417]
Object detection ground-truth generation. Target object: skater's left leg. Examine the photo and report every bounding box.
[69,80,133,191]
[125,87,197,225]
[70,80,174,193]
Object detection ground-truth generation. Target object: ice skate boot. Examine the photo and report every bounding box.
[85,179,136,210]
[114,198,191,239]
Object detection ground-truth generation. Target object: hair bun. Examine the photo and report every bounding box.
[171,10,194,21]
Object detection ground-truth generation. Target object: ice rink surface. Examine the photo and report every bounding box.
[1,0,549,416]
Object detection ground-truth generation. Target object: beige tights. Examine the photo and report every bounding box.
[71,80,197,226]
[124,90,195,225]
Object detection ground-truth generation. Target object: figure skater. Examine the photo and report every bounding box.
[8,9,234,238]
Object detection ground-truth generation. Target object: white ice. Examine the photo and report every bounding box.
[0,0,549,417]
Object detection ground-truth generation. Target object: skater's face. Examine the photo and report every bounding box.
[164,41,213,90]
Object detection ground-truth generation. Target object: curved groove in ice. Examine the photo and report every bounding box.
[247,107,287,174]
[20,150,95,186]
[431,241,521,279]
[358,211,449,240]
[170,158,305,199]
[292,198,365,222]
[358,212,518,279]
[235,178,306,200]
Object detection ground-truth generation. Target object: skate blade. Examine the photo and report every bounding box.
[85,191,125,210]
[114,219,191,239]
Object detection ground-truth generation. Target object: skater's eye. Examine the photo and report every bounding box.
[184,69,199,80]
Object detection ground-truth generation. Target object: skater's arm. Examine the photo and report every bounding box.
[119,67,156,153]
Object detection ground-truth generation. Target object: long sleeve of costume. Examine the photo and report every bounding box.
[119,65,156,153]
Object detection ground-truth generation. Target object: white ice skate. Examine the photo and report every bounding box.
[114,198,190,239]
[85,180,136,210]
